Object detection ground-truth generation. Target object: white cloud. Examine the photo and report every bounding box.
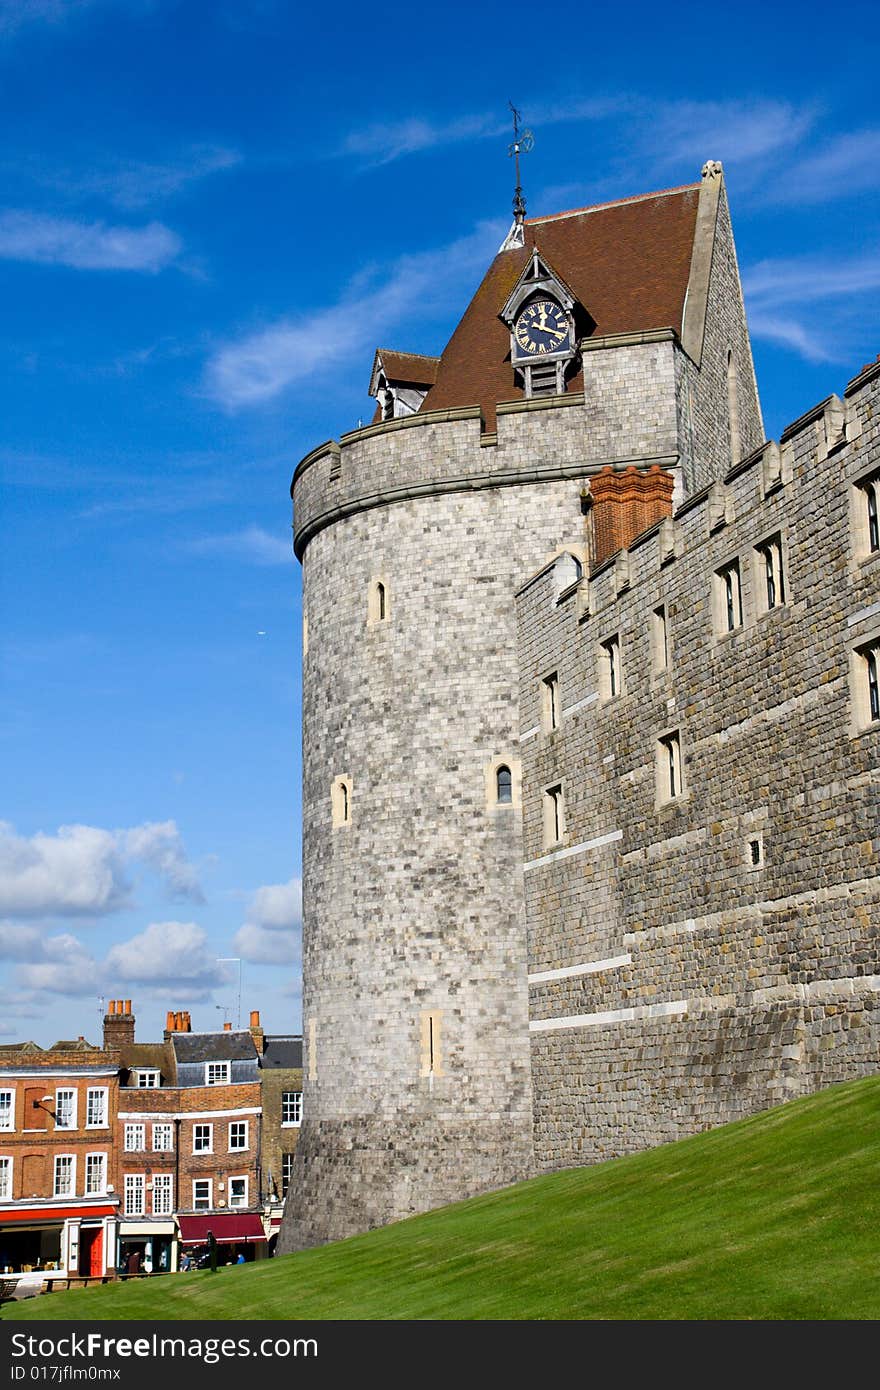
[337,95,809,177]
[204,219,504,408]
[0,819,203,919]
[0,0,93,35]
[16,932,101,996]
[0,822,128,918]
[0,921,48,960]
[233,877,301,965]
[646,98,814,171]
[105,920,224,987]
[0,211,181,272]
[186,524,292,566]
[0,0,150,39]
[768,129,880,205]
[122,821,205,902]
[341,112,507,167]
[55,145,242,211]
[743,253,880,361]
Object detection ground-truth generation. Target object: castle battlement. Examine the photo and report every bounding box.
[516,361,879,1168]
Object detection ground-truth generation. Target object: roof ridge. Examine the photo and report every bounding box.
[377,348,441,361]
[528,182,701,226]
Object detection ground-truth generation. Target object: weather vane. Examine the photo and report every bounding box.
[508,101,534,224]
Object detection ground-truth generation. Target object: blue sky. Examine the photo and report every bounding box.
[1,0,878,1047]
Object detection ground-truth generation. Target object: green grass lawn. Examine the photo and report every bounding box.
[4,1077,880,1321]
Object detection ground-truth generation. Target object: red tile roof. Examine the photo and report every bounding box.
[420,183,700,430]
[373,348,440,387]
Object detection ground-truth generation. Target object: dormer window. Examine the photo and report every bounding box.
[369,350,439,424]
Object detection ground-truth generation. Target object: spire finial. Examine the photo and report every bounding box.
[507,101,534,226]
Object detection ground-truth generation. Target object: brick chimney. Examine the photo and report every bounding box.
[163,1009,193,1040]
[586,465,675,570]
[103,998,135,1049]
[249,1009,265,1055]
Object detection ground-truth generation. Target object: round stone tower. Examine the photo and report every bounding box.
[278,170,761,1249]
[278,404,589,1249]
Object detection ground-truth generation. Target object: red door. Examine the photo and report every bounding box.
[80,1229,103,1277]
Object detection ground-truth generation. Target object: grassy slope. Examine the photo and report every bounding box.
[4,1077,880,1322]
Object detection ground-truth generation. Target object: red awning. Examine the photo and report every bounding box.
[177,1214,266,1245]
[0,1204,116,1224]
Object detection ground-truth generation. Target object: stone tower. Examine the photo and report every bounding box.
[278,162,763,1250]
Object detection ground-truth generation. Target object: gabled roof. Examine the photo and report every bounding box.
[120,1042,175,1082]
[369,348,440,395]
[420,183,700,429]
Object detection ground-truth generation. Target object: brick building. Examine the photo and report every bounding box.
[115,1008,266,1269]
[279,160,878,1253]
[0,1034,121,1279]
[1,1002,298,1283]
[256,1032,303,1244]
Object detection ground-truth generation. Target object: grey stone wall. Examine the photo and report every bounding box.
[680,182,764,490]
[284,414,595,1247]
[518,363,880,1172]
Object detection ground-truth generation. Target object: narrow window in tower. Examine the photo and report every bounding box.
[657,731,683,805]
[368,578,389,625]
[756,534,786,612]
[331,776,352,828]
[543,783,564,847]
[727,349,741,465]
[715,559,743,635]
[542,673,559,731]
[652,605,669,674]
[600,635,621,700]
[420,1010,443,1078]
[496,764,513,803]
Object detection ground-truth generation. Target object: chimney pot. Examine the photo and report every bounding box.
[223,1021,232,1031]
[250,1010,260,1029]
[123,1000,131,1015]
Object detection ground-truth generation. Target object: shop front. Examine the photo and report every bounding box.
[0,1199,119,1279]
[117,1219,178,1274]
[177,1213,267,1267]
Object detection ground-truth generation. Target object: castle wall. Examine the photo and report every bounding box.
[517,363,880,1171]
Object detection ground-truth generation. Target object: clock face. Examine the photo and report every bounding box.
[514,299,571,357]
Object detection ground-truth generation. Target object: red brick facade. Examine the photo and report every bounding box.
[587,465,675,569]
